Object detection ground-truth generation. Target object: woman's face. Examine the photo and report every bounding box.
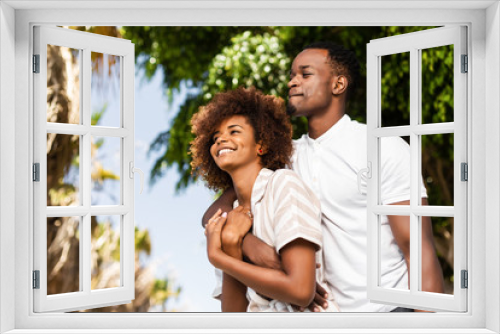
[210,115,261,173]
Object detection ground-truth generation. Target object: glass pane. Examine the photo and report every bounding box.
[47,216,80,295]
[91,215,121,290]
[91,52,121,128]
[91,136,121,205]
[381,52,410,127]
[421,133,454,206]
[380,136,411,205]
[379,215,410,291]
[420,216,454,295]
[47,45,81,124]
[47,134,80,206]
[421,45,454,124]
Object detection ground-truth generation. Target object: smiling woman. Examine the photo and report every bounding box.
[190,87,339,312]
[190,87,292,192]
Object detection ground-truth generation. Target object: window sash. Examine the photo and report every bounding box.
[366,26,468,312]
[33,25,136,313]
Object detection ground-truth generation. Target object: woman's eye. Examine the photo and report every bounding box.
[231,130,239,135]
[303,73,311,77]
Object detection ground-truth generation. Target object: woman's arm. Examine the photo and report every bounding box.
[220,239,248,312]
[206,215,316,307]
[221,273,248,312]
[208,210,249,312]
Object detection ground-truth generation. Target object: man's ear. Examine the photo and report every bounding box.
[332,75,349,96]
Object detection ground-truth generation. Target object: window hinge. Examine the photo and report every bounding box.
[33,54,40,73]
[33,163,40,182]
[461,54,468,73]
[461,162,468,181]
[461,270,468,289]
[33,270,40,289]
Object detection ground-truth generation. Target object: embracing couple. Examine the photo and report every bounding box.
[190,42,445,312]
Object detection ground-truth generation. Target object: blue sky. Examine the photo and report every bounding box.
[94,56,220,312]
[133,70,220,311]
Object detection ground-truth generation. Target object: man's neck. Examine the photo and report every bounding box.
[307,108,345,140]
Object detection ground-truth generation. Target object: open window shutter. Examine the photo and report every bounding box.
[33,26,135,312]
[366,26,467,312]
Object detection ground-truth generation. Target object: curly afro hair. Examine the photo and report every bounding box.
[190,87,293,192]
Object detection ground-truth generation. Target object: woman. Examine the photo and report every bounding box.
[190,87,338,312]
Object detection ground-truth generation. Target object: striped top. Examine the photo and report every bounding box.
[214,168,339,312]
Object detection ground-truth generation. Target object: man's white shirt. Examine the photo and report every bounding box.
[290,114,427,312]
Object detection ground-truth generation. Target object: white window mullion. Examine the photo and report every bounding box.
[366,41,380,295]
[82,214,91,294]
[45,123,131,137]
[121,48,135,297]
[373,123,455,137]
[373,205,454,217]
[409,47,420,295]
[82,46,92,296]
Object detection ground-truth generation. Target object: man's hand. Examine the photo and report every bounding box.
[294,264,329,312]
[241,234,281,270]
[221,206,253,251]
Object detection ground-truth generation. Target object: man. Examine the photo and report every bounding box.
[203,41,444,312]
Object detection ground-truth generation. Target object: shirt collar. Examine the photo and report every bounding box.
[306,114,351,145]
[251,168,274,209]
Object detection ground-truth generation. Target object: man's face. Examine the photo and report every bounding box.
[287,49,335,118]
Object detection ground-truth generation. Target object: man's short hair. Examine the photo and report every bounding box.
[303,41,360,99]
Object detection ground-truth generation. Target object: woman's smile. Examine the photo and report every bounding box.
[217,148,236,157]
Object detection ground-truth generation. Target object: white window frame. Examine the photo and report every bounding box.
[0,1,499,333]
[366,26,468,312]
[33,25,136,312]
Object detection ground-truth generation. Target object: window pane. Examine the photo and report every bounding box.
[380,136,411,205]
[381,52,410,127]
[47,134,80,206]
[91,215,121,290]
[421,45,454,124]
[47,45,81,124]
[380,215,409,291]
[47,216,80,295]
[91,52,121,128]
[421,133,454,206]
[91,136,121,205]
[420,216,454,295]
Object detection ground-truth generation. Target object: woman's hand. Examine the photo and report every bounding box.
[221,206,253,249]
[205,209,228,267]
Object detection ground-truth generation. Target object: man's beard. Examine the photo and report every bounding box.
[286,101,298,116]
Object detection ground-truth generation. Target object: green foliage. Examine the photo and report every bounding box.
[121,26,383,190]
[121,26,270,99]
[202,31,291,99]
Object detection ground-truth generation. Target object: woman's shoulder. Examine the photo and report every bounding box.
[269,169,319,204]
[270,168,304,185]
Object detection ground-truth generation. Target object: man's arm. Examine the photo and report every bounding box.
[388,199,445,311]
[202,187,236,228]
